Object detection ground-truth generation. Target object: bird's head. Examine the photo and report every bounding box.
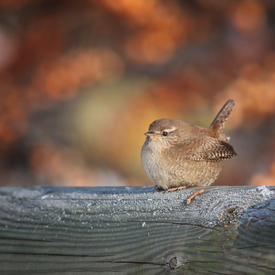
[144,118,188,149]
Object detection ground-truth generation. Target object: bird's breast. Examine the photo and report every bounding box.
[141,140,164,185]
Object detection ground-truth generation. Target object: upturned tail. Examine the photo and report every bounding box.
[209,99,235,139]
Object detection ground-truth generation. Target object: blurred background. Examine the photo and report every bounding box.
[0,0,274,187]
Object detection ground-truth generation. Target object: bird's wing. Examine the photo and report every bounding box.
[170,136,237,162]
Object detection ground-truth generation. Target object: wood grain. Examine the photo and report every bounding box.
[0,186,275,274]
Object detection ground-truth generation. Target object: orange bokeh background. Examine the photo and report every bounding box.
[0,0,274,187]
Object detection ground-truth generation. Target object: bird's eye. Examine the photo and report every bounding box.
[162,131,168,136]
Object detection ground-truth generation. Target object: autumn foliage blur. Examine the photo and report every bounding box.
[0,0,275,187]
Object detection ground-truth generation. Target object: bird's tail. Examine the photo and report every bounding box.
[209,99,235,139]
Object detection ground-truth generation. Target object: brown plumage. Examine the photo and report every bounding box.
[141,99,237,191]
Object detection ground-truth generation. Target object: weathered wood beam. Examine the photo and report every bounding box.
[0,186,275,274]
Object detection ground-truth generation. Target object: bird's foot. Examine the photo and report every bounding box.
[186,189,205,204]
[166,186,187,192]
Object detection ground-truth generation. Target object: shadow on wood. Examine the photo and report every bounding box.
[0,186,275,274]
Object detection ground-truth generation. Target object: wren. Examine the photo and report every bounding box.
[141,99,237,191]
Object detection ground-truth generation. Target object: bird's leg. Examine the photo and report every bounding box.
[166,186,187,192]
[186,189,205,204]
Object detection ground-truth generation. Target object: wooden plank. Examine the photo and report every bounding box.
[0,186,275,274]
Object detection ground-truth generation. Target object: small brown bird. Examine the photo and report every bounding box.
[141,99,237,191]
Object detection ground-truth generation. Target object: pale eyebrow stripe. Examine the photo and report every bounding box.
[164,126,177,132]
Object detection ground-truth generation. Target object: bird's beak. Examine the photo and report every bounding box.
[144,131,156,137]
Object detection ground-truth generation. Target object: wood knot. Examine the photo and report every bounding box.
[169,257,178,269]
[218,206,244,227]
[167,253,185,269]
